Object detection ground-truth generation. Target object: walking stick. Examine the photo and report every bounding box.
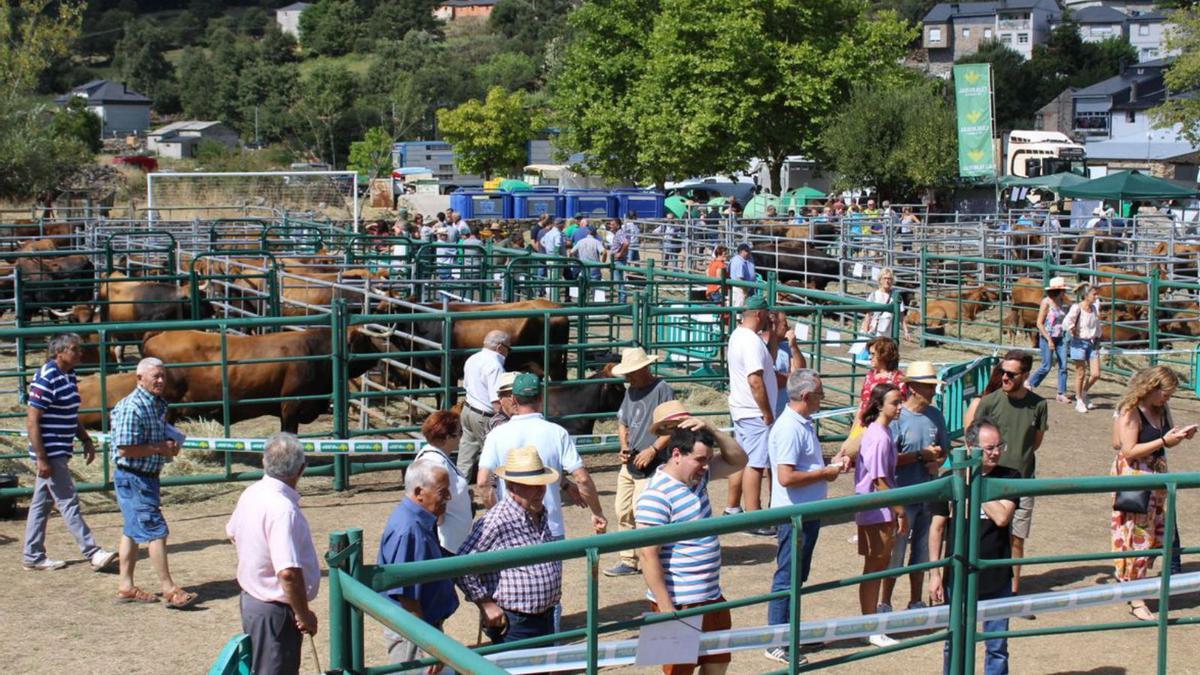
[308,633,323,674]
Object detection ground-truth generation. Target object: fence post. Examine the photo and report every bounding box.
[919,248,928,348]
[13,268,26,404]
[1157,483,1177,674]
[962,445,983,675]
[788,514,804,675]
[347,527,366,673]
[947,445,970,675]
[1149,266,1160,364]
[586,547,600,675]
[331,301,350,491]
[328,530,351,672]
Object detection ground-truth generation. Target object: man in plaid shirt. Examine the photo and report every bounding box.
[109,358,196,608]
[457,445,563,644]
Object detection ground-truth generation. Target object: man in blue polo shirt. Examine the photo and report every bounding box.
[379,459,460,666]
[764,369,847,664]
[22,333,118,572]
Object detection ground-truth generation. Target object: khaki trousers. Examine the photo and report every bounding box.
[615,465,650,567]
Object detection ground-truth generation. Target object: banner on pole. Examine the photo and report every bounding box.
[953,63,996,178]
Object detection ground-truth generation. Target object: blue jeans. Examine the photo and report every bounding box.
[767,520,821,625]
[612,265,627,303]
[484,608,555,645]
[943,587,1010,675]
[1029,335,1067,394]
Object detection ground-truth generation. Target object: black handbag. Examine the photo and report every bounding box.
[1113,488,1151,514]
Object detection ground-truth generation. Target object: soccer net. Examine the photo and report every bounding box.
[145,171,361,228]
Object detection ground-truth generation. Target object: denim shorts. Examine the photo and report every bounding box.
[114,468,169,543]
[1068,337,1099,362]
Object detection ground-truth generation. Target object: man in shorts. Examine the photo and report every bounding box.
[723,294,778,534]
[967,350,1047,597]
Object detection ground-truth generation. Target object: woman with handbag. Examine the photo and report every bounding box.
[1111,366,1198,621]
[859,268,910,342]
[836,337,907,463]
[1063,284,1102,414]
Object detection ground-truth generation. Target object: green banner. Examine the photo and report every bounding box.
[953,64,996,178]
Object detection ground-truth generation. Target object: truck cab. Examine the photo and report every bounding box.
[1004,131,1086,178]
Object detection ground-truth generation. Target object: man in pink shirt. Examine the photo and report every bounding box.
[226,432,320,674]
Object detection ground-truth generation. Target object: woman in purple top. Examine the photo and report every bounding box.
[854,383,907,648]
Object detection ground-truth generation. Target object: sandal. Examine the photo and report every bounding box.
[162,587,198,609]
[1130,602,1156,622]
[116,587,160,604]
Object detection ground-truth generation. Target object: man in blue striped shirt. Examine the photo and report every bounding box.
[22,333,118,572]
[110,357,195,607]
[636,417,747,675]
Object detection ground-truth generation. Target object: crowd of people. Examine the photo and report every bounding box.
[18,291,1196,673]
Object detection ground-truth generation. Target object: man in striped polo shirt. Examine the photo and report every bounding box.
[22,333,118,572]
[636,417,747,675]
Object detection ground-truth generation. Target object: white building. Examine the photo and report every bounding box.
[146,121,240,159]
[54,80,152,138]
[275,2,311,39]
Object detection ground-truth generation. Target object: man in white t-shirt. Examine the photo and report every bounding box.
[724,294,778,533]
[458,330,510,482]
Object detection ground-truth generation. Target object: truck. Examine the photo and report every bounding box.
[1002,130,1086,178]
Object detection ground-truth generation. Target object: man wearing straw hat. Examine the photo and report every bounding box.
[459,330,511,483]
[636,411,748,675]
[226,432,320,675]
[458,446,564,644]
[605,347,675,577]
[477,373,607,537]
[879,362,948,616]
[725,294,779,534]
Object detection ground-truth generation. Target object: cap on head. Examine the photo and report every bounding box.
[511,372,541,398]
[496,371,519,393]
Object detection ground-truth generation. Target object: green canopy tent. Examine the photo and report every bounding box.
[1057,170,1199,200]
[999,172,1089,191]
[499,178,534,192]
[743,194,782,218]
[664,195,690,218]
[780,186,826,213]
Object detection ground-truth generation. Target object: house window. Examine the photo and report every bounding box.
[1138,24,1150,36]
[1143,48,1159,59]
[1000,32,1012,43]
[962,27,971,38]
[929,27,942,42]
[1018,33,1029,44]
[1126,111,1136,123]
[1073,111,1109,134]
[984,28,993,39]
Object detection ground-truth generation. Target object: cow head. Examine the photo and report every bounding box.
[347,326,391,378]
[51,304,97,323]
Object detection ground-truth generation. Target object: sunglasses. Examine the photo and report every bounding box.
[1000,369,1025,379]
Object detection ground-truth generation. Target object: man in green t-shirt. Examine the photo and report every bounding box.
[967,350,1048,597]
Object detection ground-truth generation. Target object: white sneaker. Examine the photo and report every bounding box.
[876,602,894,613]
[1086,395,1096,410]
[90,550,118,572]
[1075,399,1088,414]
[23,558,66,571]
[869,633,900,648]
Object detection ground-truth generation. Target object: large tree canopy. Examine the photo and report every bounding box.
[1153,5,1200,144]
[437,86,533,178]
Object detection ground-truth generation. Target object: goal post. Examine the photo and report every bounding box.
[146,171,361,230]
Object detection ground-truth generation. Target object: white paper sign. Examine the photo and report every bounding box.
[634,615,703,666]
[797,322,811,341]
[569,286,580,300]
[594,289,607,302]
[849,340,868,355]
[852,262,865,278]
[870,266,881,281]
[826,329,841,342]
[493,272,503,281]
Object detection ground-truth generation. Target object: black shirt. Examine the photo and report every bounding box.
[930,466,1020,597]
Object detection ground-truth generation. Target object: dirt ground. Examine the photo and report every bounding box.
[5,343,1200,674]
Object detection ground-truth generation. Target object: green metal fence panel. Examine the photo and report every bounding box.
[207,634,253,675]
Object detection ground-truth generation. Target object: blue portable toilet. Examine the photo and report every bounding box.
[564,190,617,219]
[611,189,665,219]
[511,191,564,219]
[450,189,512,219]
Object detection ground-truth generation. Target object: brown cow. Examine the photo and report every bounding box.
[141,327,387,433]
[2,238,96,319]
[1070,235,1124,266]
[1090,265,1149,317]
[77,370,188,429]
[1150,242,1200,281]
[1004,277,1045,345]
[906,286,999,333]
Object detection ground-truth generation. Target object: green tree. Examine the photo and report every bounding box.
[474,51,538,91]
[52,96,103,154]
[550,0,661,184]
[367,0,442,41]
[488,0,573,52]
[299,0,364,56]
[113,20,178,112]
[348,126,394,177]
[0,0,85,97]
[237,58,301,143]
[293,62,359,166]
[821,79,957,200]
[436,86,532,178]
[1153,5,1200,144]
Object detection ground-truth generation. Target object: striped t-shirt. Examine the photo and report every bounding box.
[27,361,80,459]
[635,468,722,606]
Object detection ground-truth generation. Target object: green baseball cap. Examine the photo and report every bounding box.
[742,294,769,310]
[511,372,542,397]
